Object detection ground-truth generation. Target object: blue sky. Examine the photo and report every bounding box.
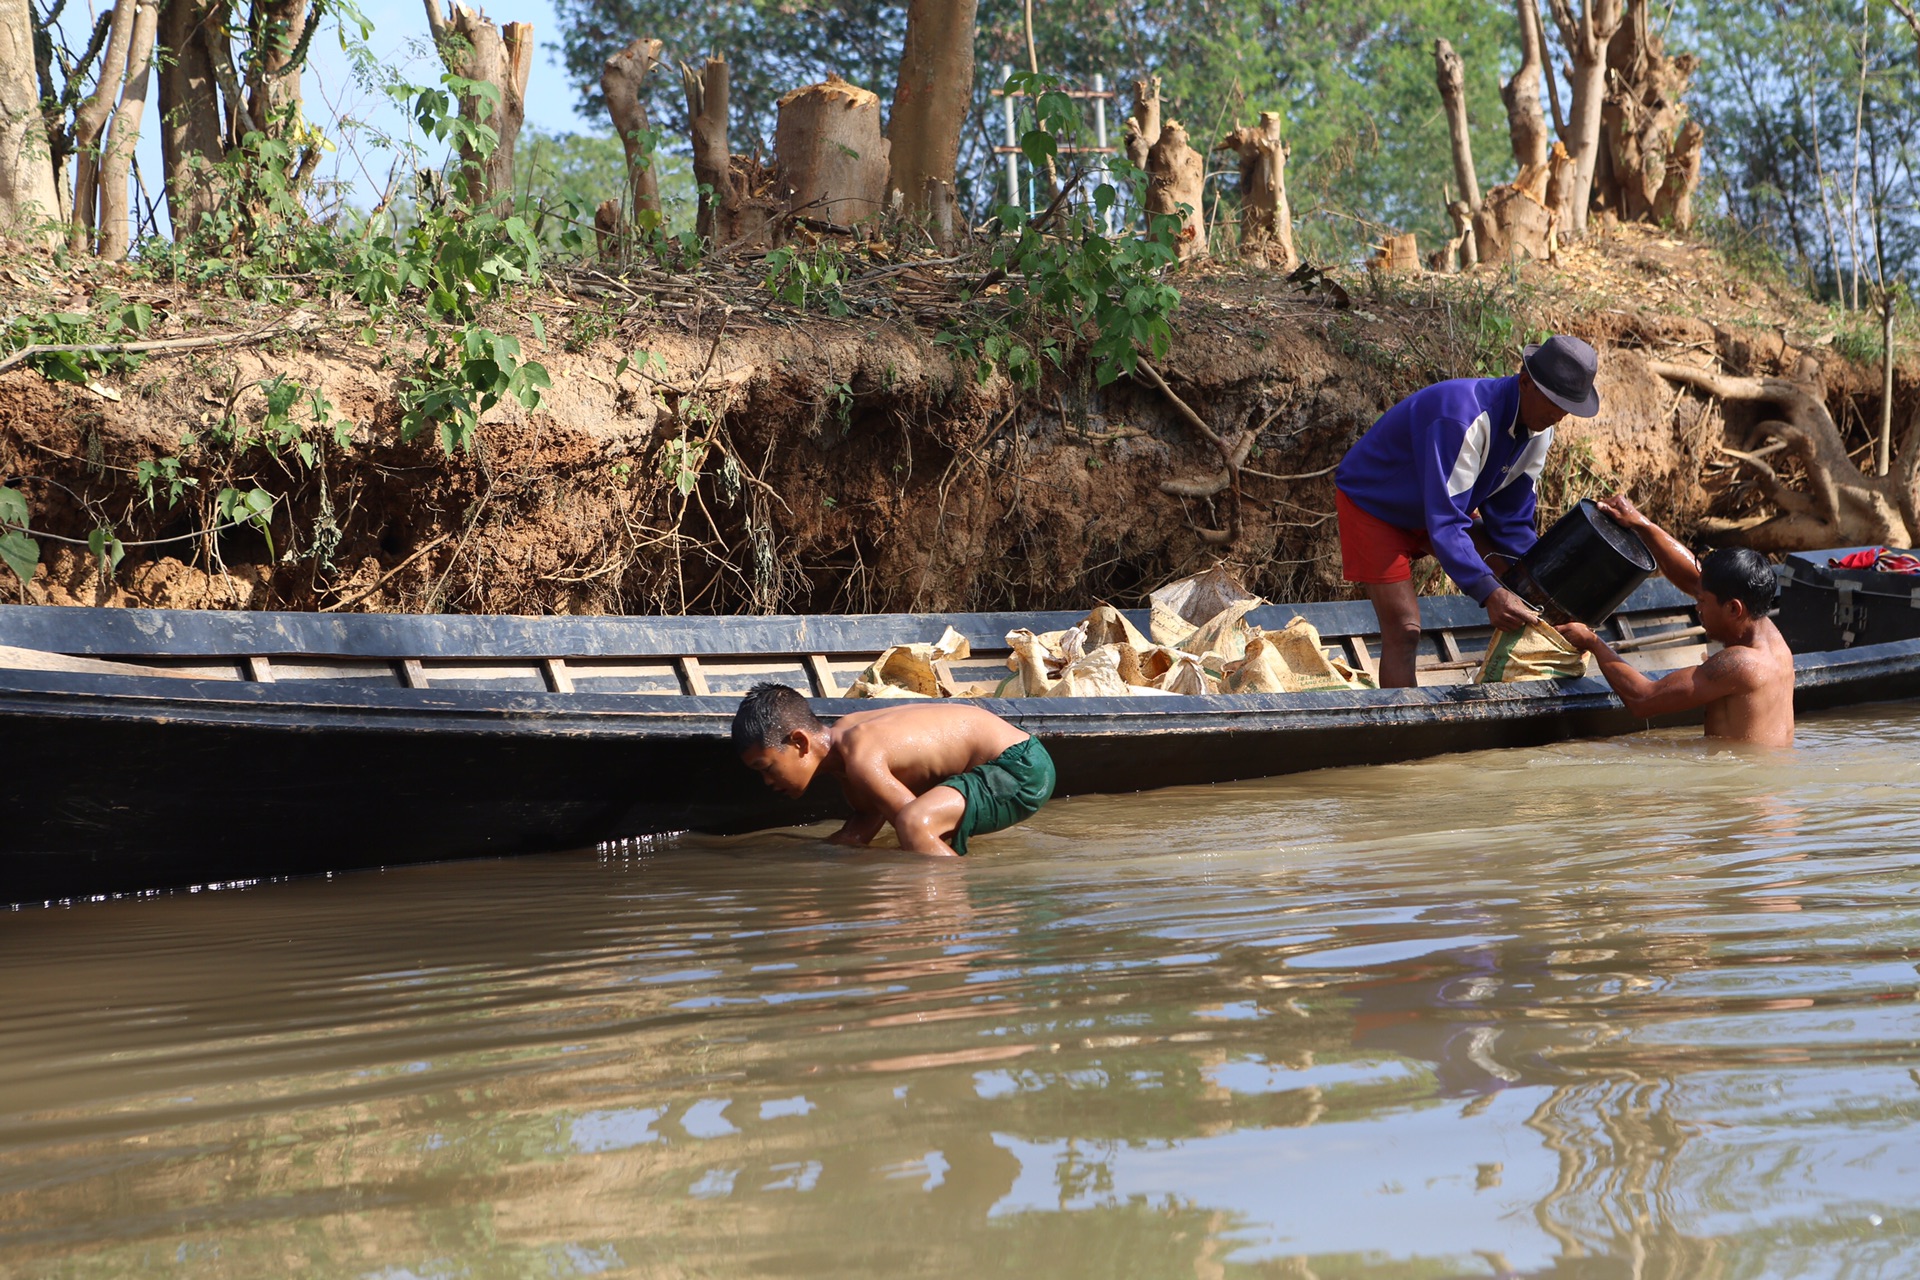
[56,0,604,231]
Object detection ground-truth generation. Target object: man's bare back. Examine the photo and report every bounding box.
[1556,496,1794,748]
[829,703,1030,801]
[734,686,1050,857]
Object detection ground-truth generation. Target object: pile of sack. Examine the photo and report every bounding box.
[848,567,1373,699]
[843,566,1586,700]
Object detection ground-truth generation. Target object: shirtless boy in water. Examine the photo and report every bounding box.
[1555,495,1795,747]
[733,683,1056,856]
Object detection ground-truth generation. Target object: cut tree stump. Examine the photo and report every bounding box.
[1370,233,1422,274]
[424,1,533,211]
[1216,112,1296,271]
[1146,121,1206,262]
[1596,0,1702,227]
[775,75,890,231]
[886,0,977,217]
[602,36,665,234]
[682,55,774,250]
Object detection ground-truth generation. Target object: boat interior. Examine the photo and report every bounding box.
[0,593,1711,697]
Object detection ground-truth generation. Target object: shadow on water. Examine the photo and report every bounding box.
[1,705,1919,1277]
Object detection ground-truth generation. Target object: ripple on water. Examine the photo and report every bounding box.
[0,704,1918,1277]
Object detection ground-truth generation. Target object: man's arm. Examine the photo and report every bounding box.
[1599,494,1702,598]
[1558,622,1758,717]
[840,751,956,856]
[1476,448,1546,564]
[1417,414,1502,603]
[826,809,888,846]
[1418,416,1541,630]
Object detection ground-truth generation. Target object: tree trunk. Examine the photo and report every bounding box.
[681,55,771,250]
[97,0,158,260]
[1216,111,1294,270]
[69,0,138,253]
[683,55,731,244]
[1140,105,1204,262]
[1595,0,1699,226]
[775,75,890,230]
[1445,198,1477,269]
[922,175,956,248]
[1123,74,1160,174]
[1545,0,1624,237]
[1503,0,1551,172]
[0,0,59,238]
[158,0,225,239]
[1433,39,1480,214]
[242,0,310,131]
[1473,184,1553,265]
[424,0,532,211]
[201,0,256,143]
[1650,118,1703,231]
[601,35,664,229]
[886,0,976,216]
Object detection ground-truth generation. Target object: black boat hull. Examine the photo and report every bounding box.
[3,584,1917,904]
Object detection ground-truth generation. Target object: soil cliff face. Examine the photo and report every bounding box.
[0,225,1901,616]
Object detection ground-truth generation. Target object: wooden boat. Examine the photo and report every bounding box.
[3,573,1918,904]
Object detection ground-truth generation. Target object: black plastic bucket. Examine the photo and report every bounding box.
[1503,499,1657,625]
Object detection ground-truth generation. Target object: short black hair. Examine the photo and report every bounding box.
[1700,547,1776,616]
[732,682,823,753]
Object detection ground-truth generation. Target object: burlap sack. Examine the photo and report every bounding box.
[1001,628,1062,696]
[1221,617,1377,693]
[1084,604,1152,650]
[1477,623,1591,683]
[1155,649,1216,694]
[1148,566,1262,649]
[1049,644,1141,697]
[846,626,971,697]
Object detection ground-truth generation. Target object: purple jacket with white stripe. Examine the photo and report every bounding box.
[1334,375,1552,604]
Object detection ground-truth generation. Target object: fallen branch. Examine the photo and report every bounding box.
[0,327,290,377]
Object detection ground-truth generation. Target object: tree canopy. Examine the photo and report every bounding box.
[551,0,1522,257]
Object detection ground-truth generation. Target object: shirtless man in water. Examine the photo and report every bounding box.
[734,683,1055,856]
[1555,495,1795,747]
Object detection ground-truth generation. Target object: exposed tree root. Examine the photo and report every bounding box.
[1652,360,1920,550]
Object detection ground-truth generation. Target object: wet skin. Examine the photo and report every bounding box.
[1556,494,1795,748]
[740,702,1031,857]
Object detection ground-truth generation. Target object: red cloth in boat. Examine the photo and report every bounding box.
[1827,548,1920,574]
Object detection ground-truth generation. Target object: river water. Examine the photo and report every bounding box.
[4,704,1920,1279]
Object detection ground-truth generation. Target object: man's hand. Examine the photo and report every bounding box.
[827,811,886,846]
[1599,493,1650,530]
[1556,621,1599,653]
[1485,586,1541,632]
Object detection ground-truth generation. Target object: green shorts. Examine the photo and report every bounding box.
[939,735,1056,855]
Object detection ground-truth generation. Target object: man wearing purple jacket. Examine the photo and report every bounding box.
[1334,335,1602,687]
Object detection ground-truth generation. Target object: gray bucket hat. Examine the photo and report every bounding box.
[1522,335,1601,418]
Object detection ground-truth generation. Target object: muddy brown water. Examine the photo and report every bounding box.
[4,705,1920,1278]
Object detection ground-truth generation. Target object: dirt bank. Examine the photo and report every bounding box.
[0,223,1905,616]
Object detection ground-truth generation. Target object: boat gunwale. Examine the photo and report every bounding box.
[0,634,1912,739]
[0,582,1700,662]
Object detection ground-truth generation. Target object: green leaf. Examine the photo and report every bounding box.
[0,529,38,586]
[0,488,27,528]
[87,526,125,571]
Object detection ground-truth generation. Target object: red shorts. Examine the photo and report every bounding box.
[1336,489,1430,584]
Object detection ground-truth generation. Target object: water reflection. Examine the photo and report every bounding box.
[1,706,1918,1277]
